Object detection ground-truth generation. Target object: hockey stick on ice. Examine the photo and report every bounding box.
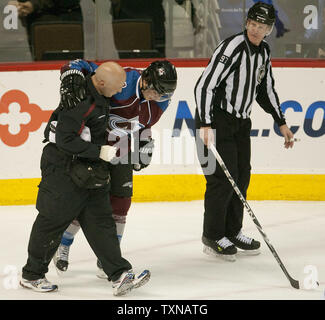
[209,144,300,289]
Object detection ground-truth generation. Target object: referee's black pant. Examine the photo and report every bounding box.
[195,109,252,241]
[22,145,131,282]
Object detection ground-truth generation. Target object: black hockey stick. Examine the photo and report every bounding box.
[210,144,299,289]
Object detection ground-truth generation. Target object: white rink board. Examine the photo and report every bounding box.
[0,67,324,179]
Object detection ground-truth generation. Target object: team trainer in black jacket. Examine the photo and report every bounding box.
[20,62,150,296]
[194,2,295,261]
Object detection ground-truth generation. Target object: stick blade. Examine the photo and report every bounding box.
[290,277,300,289]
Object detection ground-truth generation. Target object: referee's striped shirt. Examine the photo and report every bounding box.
[194,31,286,127]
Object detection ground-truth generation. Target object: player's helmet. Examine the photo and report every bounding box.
[247,2,276,26]
[142,60,177,101]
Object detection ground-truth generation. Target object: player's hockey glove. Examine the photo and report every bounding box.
[60,69,87,109]
[133,138,154,171]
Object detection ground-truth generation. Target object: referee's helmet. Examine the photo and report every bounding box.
[247,2,276,26]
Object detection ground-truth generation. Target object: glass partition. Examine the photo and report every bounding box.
[0,0,324,62]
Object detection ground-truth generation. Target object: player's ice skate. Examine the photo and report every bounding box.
[228,230,261,256]
[20,277,58,293]
[52,244,70,275]
[202,236,237,262]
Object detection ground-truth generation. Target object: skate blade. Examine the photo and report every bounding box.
[203,245,236,262]
[237,248,261,256]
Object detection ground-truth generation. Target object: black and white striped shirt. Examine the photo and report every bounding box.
[194,31,286,127]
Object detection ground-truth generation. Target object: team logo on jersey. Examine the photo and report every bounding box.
[108,114,144,137]
[219,55,229,64]
[257,64,266,84]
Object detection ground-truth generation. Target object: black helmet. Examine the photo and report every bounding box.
[247,1,276,26]
[142,60,177,96]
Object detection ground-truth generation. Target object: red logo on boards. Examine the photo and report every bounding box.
[0,90,53,146]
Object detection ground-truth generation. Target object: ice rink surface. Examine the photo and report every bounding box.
[0,200,324,301]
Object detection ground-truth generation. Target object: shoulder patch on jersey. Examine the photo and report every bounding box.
[257,64,266,84]
[219,55,229,64]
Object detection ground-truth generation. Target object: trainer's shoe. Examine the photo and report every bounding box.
[97,259,148,286]
[112,270,135,296]
[228,230,261,255]
[53,244,70,273]
[202,236,237,261]
[96,259,108,279]
[112,269,151,296]
[133,269,151,289]
[20,277,58,293]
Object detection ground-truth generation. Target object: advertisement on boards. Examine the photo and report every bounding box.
[0,67,324,181]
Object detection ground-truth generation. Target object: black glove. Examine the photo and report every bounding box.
[133,138,154,171]
[60,70,87,109]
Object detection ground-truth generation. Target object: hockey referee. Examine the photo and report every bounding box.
[194,2,295,261]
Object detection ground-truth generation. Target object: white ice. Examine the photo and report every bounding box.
[0,200,324,300]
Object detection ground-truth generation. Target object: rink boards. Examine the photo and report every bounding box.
[0,60,324,204]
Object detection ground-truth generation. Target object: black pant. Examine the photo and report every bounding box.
[195,109,252,240]
[22,151,131,282]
